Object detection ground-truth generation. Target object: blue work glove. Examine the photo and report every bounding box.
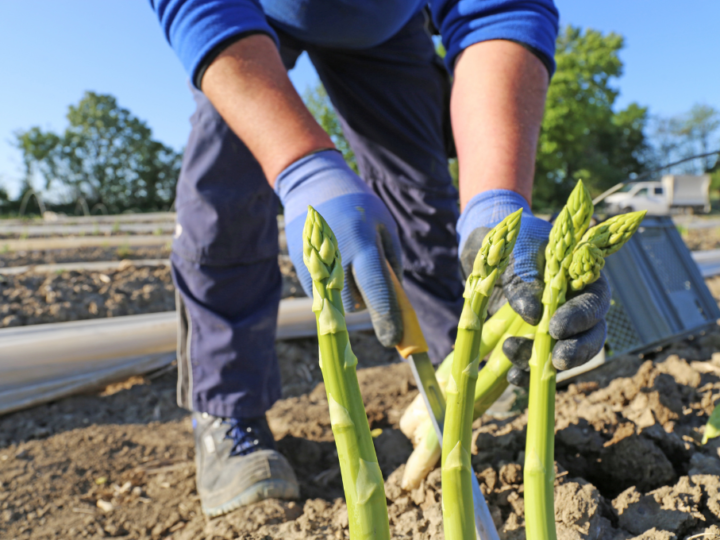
[276,150,404,347]
[457,190,611,385]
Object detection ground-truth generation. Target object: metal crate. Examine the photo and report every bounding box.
[603,215,720,357]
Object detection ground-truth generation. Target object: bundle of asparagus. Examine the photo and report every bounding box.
[306,182,644,540]
[524,182,645,540]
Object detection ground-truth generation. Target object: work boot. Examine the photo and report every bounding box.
[192,412,299,517]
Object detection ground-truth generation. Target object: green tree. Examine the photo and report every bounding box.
[303,84,358,172]
[0,177,9,203]
[534,26,650,209]
[15,92,182,214]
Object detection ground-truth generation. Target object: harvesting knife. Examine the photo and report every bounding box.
[388,267,500,540]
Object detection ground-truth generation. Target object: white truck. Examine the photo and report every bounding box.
[602,174,711,215]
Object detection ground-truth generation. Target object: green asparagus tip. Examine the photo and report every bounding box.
[302,206,344,291]
[544,206,575,282]
[581,210,646,258]
[565,180,594,245]
[568,243,605,291]
[703,403,720,445]
[468,208,522,291]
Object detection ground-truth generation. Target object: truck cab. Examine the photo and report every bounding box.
[605,181,668,214]
[602,175,710,215]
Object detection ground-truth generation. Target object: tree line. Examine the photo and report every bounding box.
[8,93,181,215]
[4,25,719,215]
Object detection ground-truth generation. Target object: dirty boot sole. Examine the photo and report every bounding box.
[202,478,300,518]
[197,447,300,518]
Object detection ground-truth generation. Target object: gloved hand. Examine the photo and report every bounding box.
[276,149,403,347]
[457,190,610,385]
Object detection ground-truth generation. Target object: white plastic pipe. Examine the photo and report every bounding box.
[692,249,720,277]
[0,212,176,227]
[0,235,173,251]
[0,223,175,236]
[0,259,170,275]
[0,298,371,416]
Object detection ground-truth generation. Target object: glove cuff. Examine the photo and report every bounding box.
[274,149,370,223]
[457,189,532,251]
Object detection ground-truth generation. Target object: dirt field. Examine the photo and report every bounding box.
[3,225,720,539]
[0,246,171,268]
[681,227,720,251]
[0,253,303,328]
[3,331,720,539]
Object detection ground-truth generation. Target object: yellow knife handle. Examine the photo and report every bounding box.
[387,262,429,358]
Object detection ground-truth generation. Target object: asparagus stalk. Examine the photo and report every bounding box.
[703,403,720,445]
[472,317,536,419]
[442,209,523,540]
[399,301,519,441]
[401,312,536,490]
[303,206,390,540]
[524,182,644,540]
[524,182,593,540]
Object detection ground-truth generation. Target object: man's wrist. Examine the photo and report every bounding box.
[274,149,371,223]
[201,34,334,186]
[457,189,532,250]
[461,189,532,225]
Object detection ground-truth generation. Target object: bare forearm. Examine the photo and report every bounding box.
[452,40,549,211]
[201,34,334,185]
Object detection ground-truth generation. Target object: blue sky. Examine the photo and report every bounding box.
[1,1,718,198]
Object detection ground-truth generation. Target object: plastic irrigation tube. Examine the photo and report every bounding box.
[0,259,170,275]
[0,235,173,251]
[0,222,175,236]
[0,212,176,226]
[0,297,372,416]
[692,249,720,278]
[48,211,176,224]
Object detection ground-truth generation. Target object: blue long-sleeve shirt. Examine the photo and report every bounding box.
[151,0,558,88]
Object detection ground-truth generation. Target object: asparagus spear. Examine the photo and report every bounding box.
[703,403,720,445]
[442,209,522,540]
[472,317,536,419]
[524,182,644,540]
[401,312,535,490]
[399,302,519,441]
[524,182,593,540]
[303,206,390,540]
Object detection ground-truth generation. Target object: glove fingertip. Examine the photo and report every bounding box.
[551,320,607,371]
[350,253,404,348]
[548,311,570,341]
[370,311,403,348]
[507,366,530,388]
[508,295,543,326]
[504,280,544,326]
[502,336,533,370]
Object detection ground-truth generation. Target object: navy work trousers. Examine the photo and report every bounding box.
[172,12,464,419]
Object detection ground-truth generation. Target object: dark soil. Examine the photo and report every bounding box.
[0,254,303,329]
[2,330,720,539]
[0,246,171,268]
[0,264,175,328]
[2,221,720,539]
[681,227,720,251]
